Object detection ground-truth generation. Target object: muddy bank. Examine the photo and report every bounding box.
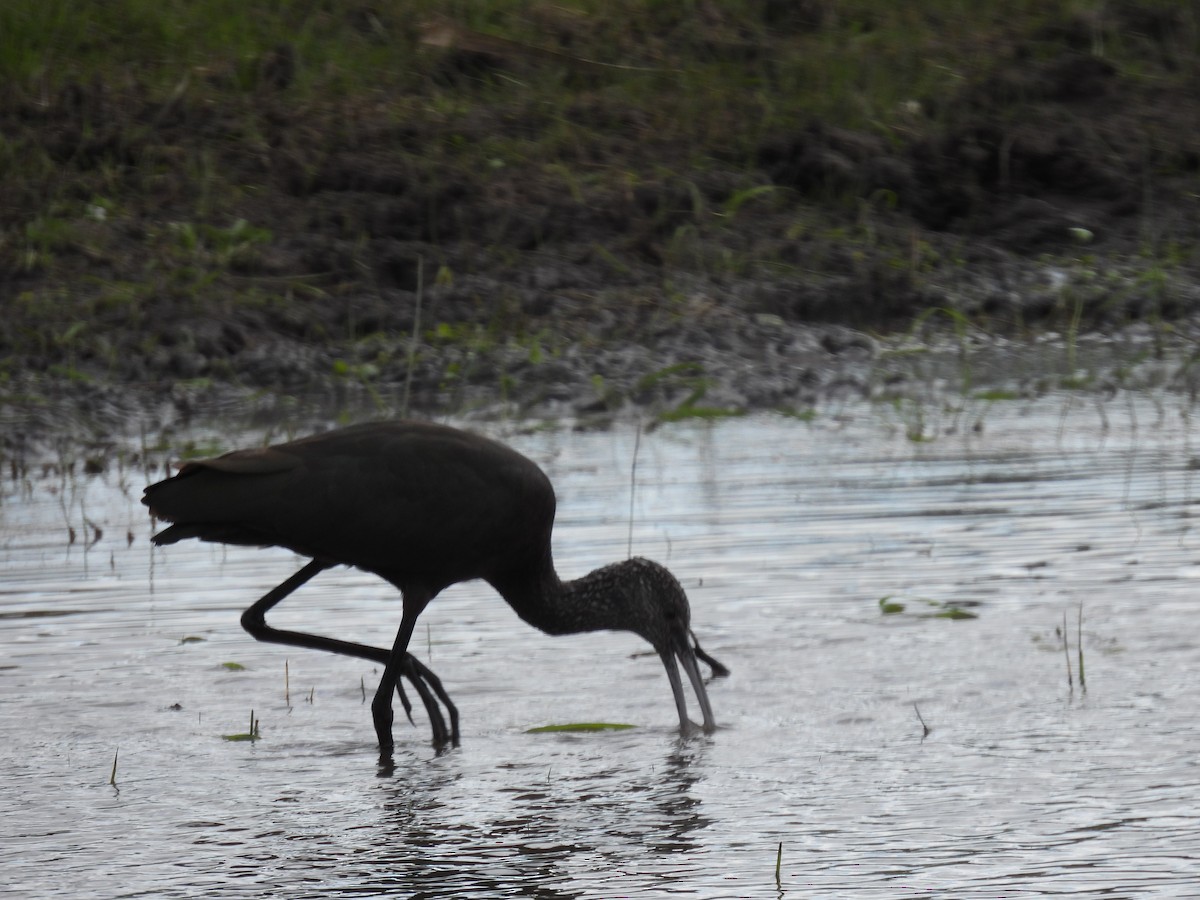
[2,4,1199,447]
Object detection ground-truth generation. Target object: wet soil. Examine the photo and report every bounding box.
[3,5,1200,445]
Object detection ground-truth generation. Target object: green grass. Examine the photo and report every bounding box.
[0,0,395,94]
[973,389,1021,401]
[2,0,1197,393]
[5,1,1194,157]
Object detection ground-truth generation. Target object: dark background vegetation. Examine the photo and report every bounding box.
[2,0,1198,420]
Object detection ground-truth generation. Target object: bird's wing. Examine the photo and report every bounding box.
[177,447,299,476]
[144,422,555,582]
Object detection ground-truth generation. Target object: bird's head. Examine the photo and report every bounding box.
[605,557,689,642]
[603,557,722,734]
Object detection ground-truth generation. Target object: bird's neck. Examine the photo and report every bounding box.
[491,557,630,637]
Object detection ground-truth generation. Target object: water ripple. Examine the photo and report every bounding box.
[3,394,1200,896]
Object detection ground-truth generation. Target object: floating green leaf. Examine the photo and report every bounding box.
[220,661,246,671]
[930,607,978,620]
[526,722,636,733]
[878,596,906,615]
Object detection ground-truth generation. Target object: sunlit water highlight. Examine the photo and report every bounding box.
[3,392,1200,897]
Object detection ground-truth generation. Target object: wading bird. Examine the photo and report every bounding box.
[143,421,726,756]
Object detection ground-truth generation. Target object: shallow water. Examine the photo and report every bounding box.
[3,393,1200,897]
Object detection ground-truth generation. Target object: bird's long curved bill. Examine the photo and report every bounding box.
[660,632,717,734]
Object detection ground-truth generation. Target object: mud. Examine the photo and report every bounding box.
[2,5,1199,445]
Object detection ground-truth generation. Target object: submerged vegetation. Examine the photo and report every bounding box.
[1,1,1199,426]
[879,596,979,620]
[527,722,636,733]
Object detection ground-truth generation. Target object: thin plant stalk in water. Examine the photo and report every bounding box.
[1063,611,1073,692]
[913,702,931,737]
[627,422,641,560]
[1062,604,1086,695]
[401,256,423,418]
[1077,603,1086,692]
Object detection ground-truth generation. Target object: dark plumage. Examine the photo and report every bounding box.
[142,421,725,755]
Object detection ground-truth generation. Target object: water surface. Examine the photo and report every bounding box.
[3,393,1199,897]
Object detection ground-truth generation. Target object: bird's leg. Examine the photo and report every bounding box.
[239,560,419,722]
[372,591,430,759]
[239,561,458,745]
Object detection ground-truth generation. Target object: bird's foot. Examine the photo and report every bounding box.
[399,653,461,748]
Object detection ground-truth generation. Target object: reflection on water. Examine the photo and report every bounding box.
[3,392,1200,896]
